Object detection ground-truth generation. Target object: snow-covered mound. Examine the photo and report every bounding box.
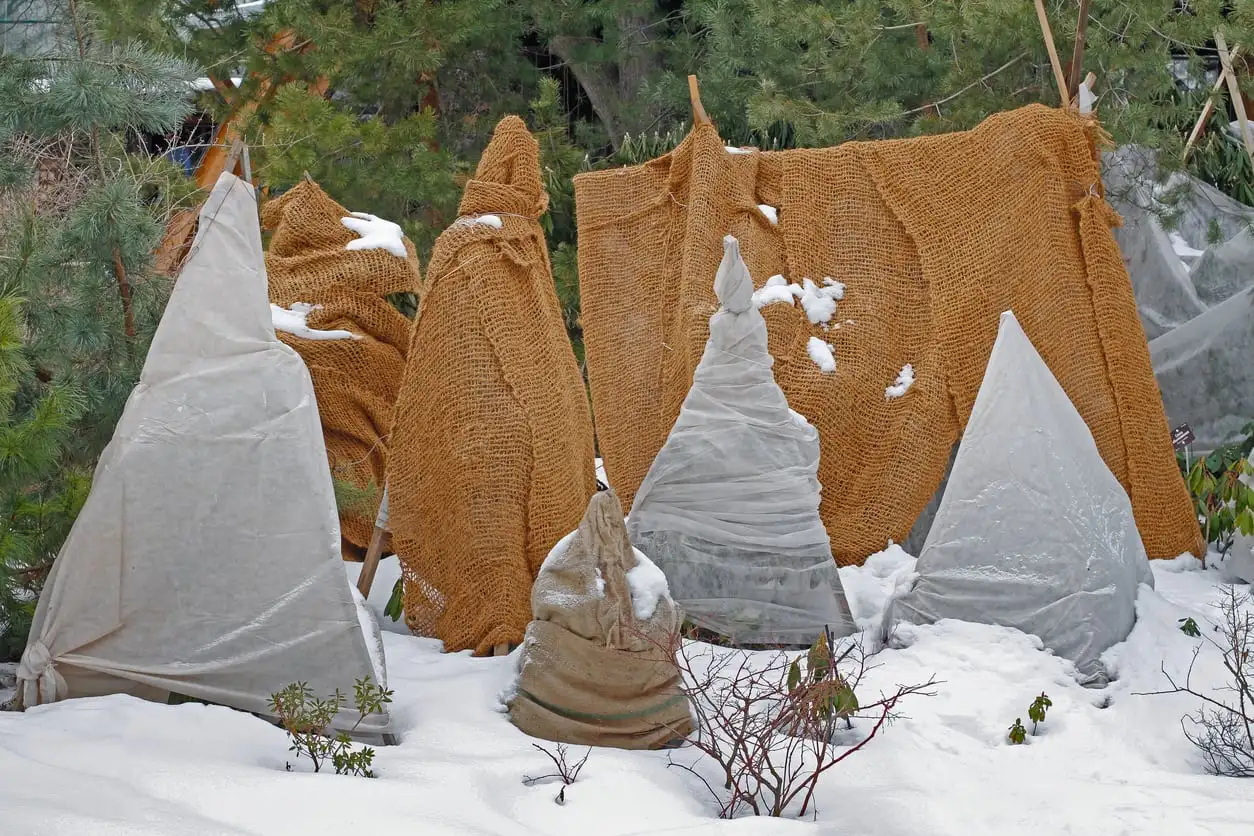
[2,554,1252,834]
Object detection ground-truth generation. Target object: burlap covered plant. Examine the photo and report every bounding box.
[262,178,420,555]
[508,488,693,750]
[389,115,595,654]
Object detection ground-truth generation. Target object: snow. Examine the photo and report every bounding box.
[751,275,796,309]
[724,146,754,155]
[454,214,504,230]
[341,212,408,258]
[4,554,1254,833]
[1169,231,1205,261]
[750,275,844,327]
[757,205,778,225]
[797,278,839,325]
[350,584,388,685]
[539,530,579,572]
[626,548,670,622]
[271,303,359,341]
[807,336,836,373]
[594,457,609,486]
[885,363,916,399]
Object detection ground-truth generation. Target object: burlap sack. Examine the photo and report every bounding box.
[262,179,421,551]
[508,488,693,749]
[575,105,1202,565]
[389,116,596,655]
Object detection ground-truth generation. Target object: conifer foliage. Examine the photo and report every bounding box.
[0,0,198,659]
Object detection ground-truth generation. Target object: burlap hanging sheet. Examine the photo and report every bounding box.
[575,104,1202,564]
[389,116,596,655]
[262,179,420,549]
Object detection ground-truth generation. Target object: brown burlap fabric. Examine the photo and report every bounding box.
[390,116,596,654]
[508,488,693,749]
[262,179,420,550]
[575,105,1202,565]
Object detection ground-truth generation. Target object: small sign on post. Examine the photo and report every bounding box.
[1172,423,1196,451]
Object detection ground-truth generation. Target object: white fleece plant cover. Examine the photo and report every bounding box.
[885,311,1153,686]
[1150,287,1254,455]
[15,173,390,735]
[626,235,856,646]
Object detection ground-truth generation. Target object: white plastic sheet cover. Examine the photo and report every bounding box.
[1103,147,1210,339]
[626,235,856,646]
[1150,287,1254,455]
[15,173,390,734]
[885,311,1153,686]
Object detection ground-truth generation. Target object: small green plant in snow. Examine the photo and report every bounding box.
[268,677,392,777]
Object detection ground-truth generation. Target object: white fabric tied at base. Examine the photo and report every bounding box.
[12,172,391,735]
[15,640,66,708]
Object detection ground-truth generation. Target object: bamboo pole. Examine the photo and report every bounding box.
[1215,31,1254,165]
[1183,44,1241,162]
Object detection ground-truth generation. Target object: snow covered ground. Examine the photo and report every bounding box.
[2,552,1252,835]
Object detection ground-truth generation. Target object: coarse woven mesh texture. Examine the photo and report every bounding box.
[389,116,597,655]
[262,179,421,549]
[574,104,1203,565]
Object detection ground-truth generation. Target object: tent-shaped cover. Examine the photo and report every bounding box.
[14,173,390,735]
[885,311,1152,685]
[627,235,856,646]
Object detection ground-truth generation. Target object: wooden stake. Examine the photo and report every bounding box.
[1033,0,1071,109]
[493,643,511,657]
[1183,44,1241,162]
[1215,31,1254,164]
[356,484,390,599]
[1066,0,1091,98]
[687,75,712,128]
[1068,0,1088,97]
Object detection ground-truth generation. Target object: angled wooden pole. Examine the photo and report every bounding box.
[1033,0,1071,109]
[356,484,390,599]
[1215,31,1254,164]
[1183,44,1241,162]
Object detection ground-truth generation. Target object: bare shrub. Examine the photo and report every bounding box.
[664,627,938,819]
[1141,585,1254,777]
[522,743,591,805]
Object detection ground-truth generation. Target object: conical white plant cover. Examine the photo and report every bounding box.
[627,236,855,645]
[15,173,390,734]
[886,311,1153,685]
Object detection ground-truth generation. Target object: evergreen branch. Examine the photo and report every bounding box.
[900,53,1029,117]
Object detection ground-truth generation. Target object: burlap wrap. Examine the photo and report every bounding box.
[575,105,1202,565]
[262,180,420,550]
[509,489,693,749]
[390,116,596,654]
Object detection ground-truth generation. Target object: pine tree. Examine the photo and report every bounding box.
[0,0,197,658]
[94,1,1254,359]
